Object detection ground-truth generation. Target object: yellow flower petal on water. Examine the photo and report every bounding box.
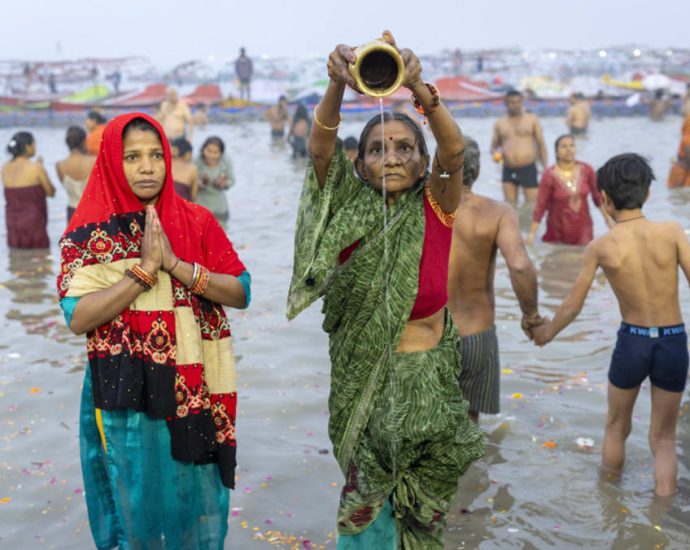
[542,441,558,449]
[0,497,11,504]
[654,525,662,531]
[511,392,523,399]
[29,387,41,394]
[502,368,513,375]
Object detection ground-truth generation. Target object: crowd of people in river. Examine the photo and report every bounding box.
[2,31,690,550]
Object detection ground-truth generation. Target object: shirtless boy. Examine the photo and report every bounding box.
[491,90,548,207]
[567,93,591,135]
[531,153,689,496]
[448,137,542,422]
[265,95,289,139]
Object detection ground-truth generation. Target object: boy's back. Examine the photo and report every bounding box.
[594,219,688,327]
[532,152,689,496]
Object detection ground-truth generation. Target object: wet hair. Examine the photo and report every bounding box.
[201,136,225,156]
[7,131,34,159]
[343,136,358,151]
[356,111,429,166]
[462,136,480,187]
[554,134,574,161]
[65,126,87,152]
[122,117,162,141]
[505,90,523,100]
[278,95,287,102]
[171,137,192,157]
[654,89,664,100]
[87,111,106,125]
[596,153,655,210]
[293,103,309,122]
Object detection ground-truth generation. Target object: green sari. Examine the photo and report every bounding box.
[287,146,485,548]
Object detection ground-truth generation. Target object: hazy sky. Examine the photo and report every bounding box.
[3,0,686,67]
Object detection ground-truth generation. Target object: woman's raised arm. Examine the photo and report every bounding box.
[310,45,358,187]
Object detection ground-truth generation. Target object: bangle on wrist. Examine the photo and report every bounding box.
[189,264,210,295]
[313,106,342,131]
[411,82,441,124]
[126,264,157,291]
[187,262,200,289]
[168,257,181,274]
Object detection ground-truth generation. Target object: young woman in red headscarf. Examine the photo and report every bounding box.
[57,113,250,549]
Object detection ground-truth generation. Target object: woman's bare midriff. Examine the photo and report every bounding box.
[395,308,445,353]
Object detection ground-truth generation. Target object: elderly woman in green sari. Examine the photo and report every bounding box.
[287,32,485,549]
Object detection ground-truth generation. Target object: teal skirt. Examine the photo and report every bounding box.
[63,297,230,549]
[79,372,230,549]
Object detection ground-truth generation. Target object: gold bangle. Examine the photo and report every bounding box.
[313,106,342,131]
[190,265,210,295]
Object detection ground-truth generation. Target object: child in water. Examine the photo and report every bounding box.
[195,136,234,225]
[532,153,690,496]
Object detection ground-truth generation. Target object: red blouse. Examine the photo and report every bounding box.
[339,186,454,320]
[532,162,601,246]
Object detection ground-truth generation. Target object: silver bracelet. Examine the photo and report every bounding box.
[187,262,199,289]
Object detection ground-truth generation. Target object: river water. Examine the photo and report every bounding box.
[0,115,688,549]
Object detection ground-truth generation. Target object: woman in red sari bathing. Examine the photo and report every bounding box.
[2,131,56,248]
[58,113,250,549]
[527,134,610,246]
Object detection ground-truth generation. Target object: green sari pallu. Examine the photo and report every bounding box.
[287,147,485,548]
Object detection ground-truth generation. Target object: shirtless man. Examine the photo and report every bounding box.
[265,96,289,139]
[566,93,591,135]
[156,86,193,141]
[531,153,689,496]
[491,90,548,207]
[448,137,543,422]
[170,138,199,201]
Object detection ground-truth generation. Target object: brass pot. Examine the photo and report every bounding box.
[348,39,405,98]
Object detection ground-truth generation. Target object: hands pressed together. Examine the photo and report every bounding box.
[139,205,178,276]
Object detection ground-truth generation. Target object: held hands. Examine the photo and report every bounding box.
[521,313,545,340]
[528,317,554,347]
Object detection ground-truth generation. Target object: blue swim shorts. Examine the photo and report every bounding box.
[608,322,689,393]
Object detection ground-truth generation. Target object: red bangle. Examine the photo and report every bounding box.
[190,264,210,295]
[411,83,441,118]
[126,265,157,291]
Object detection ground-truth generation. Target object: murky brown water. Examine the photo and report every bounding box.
[0,116,688,549]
